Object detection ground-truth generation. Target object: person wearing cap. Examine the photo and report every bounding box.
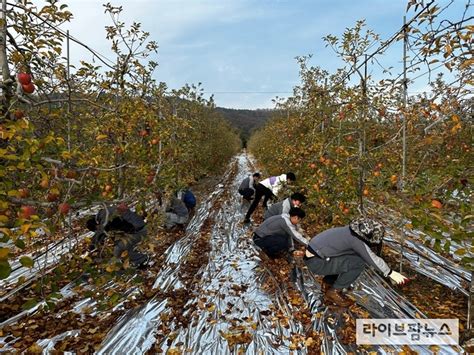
[304,218,408,307]
[238,172,261,203]
[86,203,149,268]
[263,192,306,220]
[244,172,296,223]
[253,207,308,258]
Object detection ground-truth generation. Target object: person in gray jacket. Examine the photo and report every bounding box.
[165,195,189,230]
[238,172,261,202]
[253,207,308,258]
[264,192,306,220]
[304,217,408,307]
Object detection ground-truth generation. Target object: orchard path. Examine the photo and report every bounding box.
[97,153,463,354]
[0,153,466,353]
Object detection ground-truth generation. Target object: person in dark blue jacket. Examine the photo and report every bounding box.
[181,189,197,213]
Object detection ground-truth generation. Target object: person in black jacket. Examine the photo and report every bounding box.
[86,203,149,268]
[304,217,408,307]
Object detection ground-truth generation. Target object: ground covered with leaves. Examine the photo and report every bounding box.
[0,158,470,353]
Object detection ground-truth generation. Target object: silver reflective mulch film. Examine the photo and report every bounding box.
[0,154,467,353]
[98,154,464,354]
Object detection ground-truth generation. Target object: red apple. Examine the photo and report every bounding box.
[146,173,155,184]
[20,205,36,219]
[47,193,59,202]
[13,110,24,120]
[58,203,70,215]
[431,200,442,209]
[17,73,32,85]
[39,178,49,189]
[22,82,35,94]
[139,130,149,137]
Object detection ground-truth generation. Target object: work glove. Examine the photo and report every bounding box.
[388,270,409,285]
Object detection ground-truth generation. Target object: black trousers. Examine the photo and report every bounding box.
[253,233,290,258]
[245,183,274,220]
[238,187,255,201]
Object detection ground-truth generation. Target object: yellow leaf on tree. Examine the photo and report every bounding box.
[61,151,71,160]
[459,58,474,70]
[451,123,461,134]
[96,134,108,141]
[0,247,10,259]
[21,224,31,234]
[7,190,19,197]
[0,228,11,236]
[444,43,452,57]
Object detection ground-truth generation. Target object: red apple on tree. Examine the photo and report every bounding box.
[47,193,59,202]
[58,203,70,215]
[40,178,49,189]
[431,199,442,209]
[17,72,32,85]
[13,110,24,120]
[22,82,35,94]
[146,174,155,184]
[19,205,36,219]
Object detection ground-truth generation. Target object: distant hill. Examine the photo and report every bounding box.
[215,107,276,145]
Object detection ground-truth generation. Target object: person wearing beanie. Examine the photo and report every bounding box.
[244,172,296,223]
[304,217,408,307]
[263,192,306,220]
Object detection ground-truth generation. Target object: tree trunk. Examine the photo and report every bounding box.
[0,0,12,118]
[469,271,474,331]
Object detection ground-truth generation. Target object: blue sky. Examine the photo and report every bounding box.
[56,0,466,109]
